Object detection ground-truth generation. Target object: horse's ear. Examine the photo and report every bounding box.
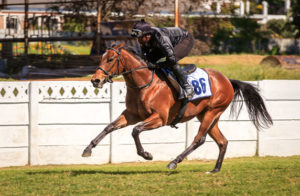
[118,42,126,49]
[110,43,117,48]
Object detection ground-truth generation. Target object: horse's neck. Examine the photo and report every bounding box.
[123,51,154,88]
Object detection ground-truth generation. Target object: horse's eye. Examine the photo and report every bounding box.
[107,58,113,63]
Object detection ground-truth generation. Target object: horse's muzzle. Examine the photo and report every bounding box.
[91,78,104,88]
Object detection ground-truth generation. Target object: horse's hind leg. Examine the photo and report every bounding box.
[208,122,228,173]
[82,110,139,157]
[167,109,222,170]
[132,113,164,160]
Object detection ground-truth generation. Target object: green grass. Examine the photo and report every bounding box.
[0,156,299,195]
[61,44,92,55]
[180,55,300,80]
[200,63,300,81]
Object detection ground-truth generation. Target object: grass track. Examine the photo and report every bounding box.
[180,55,300,80]
[0,156,299,195]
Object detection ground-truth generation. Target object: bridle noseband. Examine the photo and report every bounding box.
[96,47,121,83]
[96,47,154,89]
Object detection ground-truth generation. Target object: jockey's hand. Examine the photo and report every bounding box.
[147,62,157,69]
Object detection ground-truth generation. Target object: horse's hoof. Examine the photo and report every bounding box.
[206,168,220,174]
[167,161,177,170]
[82,148,92,157]
[143,152,153,160]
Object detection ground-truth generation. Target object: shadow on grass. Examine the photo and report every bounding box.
[26,168,206,176]
[26,169,182,176]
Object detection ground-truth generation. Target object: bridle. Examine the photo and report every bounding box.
[96,47,154,89]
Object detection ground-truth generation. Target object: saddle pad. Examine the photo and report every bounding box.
[161,67,212,101]
[185,68,212,101]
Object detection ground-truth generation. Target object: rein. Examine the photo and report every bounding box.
[97,47,154,89]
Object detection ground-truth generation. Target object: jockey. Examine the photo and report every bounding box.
[131,19,195,99]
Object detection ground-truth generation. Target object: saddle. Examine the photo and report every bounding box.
[160,64,212,128]
[161,64,197,98]
[161,64,196,128]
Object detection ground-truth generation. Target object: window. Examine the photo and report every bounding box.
[6,17,18,30]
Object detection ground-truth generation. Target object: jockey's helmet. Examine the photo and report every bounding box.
[131,19,153,38]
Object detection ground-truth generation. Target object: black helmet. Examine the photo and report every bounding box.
[131,19,153,38]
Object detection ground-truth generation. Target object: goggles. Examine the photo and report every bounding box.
[131,29,143,38]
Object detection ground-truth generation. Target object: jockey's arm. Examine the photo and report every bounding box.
[155,33,177,67]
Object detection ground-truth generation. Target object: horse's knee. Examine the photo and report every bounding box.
[195,135,206,147]
[219,139,228,150]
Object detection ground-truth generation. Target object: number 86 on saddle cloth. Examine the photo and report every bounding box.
[162,65,212,101]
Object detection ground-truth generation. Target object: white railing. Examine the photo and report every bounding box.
[0,80,300,167]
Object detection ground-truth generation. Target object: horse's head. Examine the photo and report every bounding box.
[91,43,125,88]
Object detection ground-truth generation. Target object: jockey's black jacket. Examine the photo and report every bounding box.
[141,27,189,67]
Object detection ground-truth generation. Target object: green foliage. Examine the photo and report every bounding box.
[264,0,285,14]
[62,17,87,33]
[212,18,269,53]
[211,21,234,53]
[0,157,299,195]
[147,17,174,28]
[267,19,297,38]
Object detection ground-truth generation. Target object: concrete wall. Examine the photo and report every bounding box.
[0,80,299,167]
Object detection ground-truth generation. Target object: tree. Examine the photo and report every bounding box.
[291,0,300,38]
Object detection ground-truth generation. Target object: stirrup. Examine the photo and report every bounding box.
[178,87,194,99]
[185,89,194,99]
[184,85,195,99]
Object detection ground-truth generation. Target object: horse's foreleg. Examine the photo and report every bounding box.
[208,123,228,173]
[82,110,139,157]
[167,109,222,170]
[132,113,163,160]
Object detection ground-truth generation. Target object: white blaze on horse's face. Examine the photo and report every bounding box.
[91,51,115,88]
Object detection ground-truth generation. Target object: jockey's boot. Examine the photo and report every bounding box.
[171,64,195,99]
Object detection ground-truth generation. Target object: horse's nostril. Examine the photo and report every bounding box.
[92,79,100,84]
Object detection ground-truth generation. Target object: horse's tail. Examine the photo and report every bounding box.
[229,79,273,130]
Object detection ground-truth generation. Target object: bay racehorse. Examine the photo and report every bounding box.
[82,43,272,173]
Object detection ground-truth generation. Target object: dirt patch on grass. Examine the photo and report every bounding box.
[179,55,265,66]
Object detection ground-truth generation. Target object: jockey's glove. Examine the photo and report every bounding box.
[147,62,158,69]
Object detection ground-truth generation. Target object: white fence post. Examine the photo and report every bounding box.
[239,1,245,16]
[28,82,40,165]
[262,1,268,24]
[216,1,221,14]
[110,82,121,163]
[246,1,250,15]
[285,0,291,13]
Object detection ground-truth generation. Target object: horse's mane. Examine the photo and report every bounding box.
[123,46,146,64]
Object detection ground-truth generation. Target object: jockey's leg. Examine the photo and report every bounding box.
[132,113,164,160]
[82,110,139,157]
[170,63,194,98]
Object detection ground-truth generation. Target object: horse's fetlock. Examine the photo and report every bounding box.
[137,150,144,156]
[175,156,183,163]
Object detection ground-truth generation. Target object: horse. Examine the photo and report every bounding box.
[82,43,273,173]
